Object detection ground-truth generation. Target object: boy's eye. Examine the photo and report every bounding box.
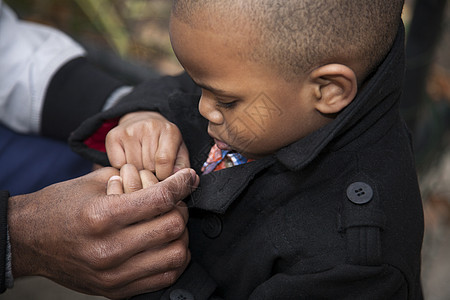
[215,99,237,109]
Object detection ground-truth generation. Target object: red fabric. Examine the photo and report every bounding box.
[83,118,119,152]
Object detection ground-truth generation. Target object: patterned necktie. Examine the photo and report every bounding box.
[201,144,253,174]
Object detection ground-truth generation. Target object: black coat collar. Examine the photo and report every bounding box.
[276,24,405,171]
[187,156,275,214]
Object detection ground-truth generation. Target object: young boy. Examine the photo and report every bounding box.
[71,0,424,298]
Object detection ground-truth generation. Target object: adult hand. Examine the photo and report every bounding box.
[7,167,199,299]
[106,111,190,180]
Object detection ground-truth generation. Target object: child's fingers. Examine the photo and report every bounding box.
[105,131,127,169]
[155,128,185,180]
[139,169,159,188]
[120,164,143,193]
[106,132,144,170]
[123,140,145,170]
[142,134,159,173]
[107,175,124,195]
[173,142,191,173]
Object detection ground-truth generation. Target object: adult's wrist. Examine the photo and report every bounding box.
[6,193,43,279]
[0,190,9,293]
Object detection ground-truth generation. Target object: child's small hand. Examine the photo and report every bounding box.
[107,164,159,195]
[106,111,190,180]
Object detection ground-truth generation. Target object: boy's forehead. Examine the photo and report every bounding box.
[171,10,255,51]
[171,11,298,84]
[171,2,254,33]
[171,15,256,70]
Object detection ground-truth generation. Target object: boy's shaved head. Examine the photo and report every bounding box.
[172,0,404,82]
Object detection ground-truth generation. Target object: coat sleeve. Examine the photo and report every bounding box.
[40,57,124,140]
[69,72,200,166]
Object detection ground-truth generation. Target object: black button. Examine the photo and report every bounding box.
[170,289,195,300]
[202,214,222,238]
[346,182,373,204]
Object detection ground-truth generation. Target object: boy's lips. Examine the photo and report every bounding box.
[214,139,232,151]
[208,127,233,150]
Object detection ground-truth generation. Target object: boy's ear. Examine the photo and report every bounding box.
[309,64,357,114]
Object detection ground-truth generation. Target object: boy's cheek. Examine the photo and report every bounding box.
[221,119,259,153]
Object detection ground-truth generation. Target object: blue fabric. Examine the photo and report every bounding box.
[0,124,92,195]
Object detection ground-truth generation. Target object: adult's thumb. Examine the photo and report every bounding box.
[156,168,199,206]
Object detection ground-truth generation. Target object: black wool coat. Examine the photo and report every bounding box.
[71,24,424,300]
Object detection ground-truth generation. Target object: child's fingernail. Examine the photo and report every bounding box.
[109,175,122,182]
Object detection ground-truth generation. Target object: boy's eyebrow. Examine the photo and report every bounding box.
[193,80,231,96]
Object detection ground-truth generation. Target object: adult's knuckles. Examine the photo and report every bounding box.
[165,240,189,269]
[160,212,186,241]
[159,270,182,288]
[94,270,128,291]
[83,240,124,270]
[81,202,117,235]
[176,204,189,224]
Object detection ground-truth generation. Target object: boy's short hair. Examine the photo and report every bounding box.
[172,0,404,83]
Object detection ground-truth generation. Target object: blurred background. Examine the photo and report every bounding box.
[2,0,449,299]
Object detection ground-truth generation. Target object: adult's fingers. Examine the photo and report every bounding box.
[97,208,189,268]
[119,203,189,252]
[114,230,190,284]
[88,231,190,299]
[105,168,198,227]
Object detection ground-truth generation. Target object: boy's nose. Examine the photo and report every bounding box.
[198,94,224,125]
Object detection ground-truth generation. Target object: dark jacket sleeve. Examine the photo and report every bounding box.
[69,72,199,166]
[41,57,124,140]
[0,190,9,293]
